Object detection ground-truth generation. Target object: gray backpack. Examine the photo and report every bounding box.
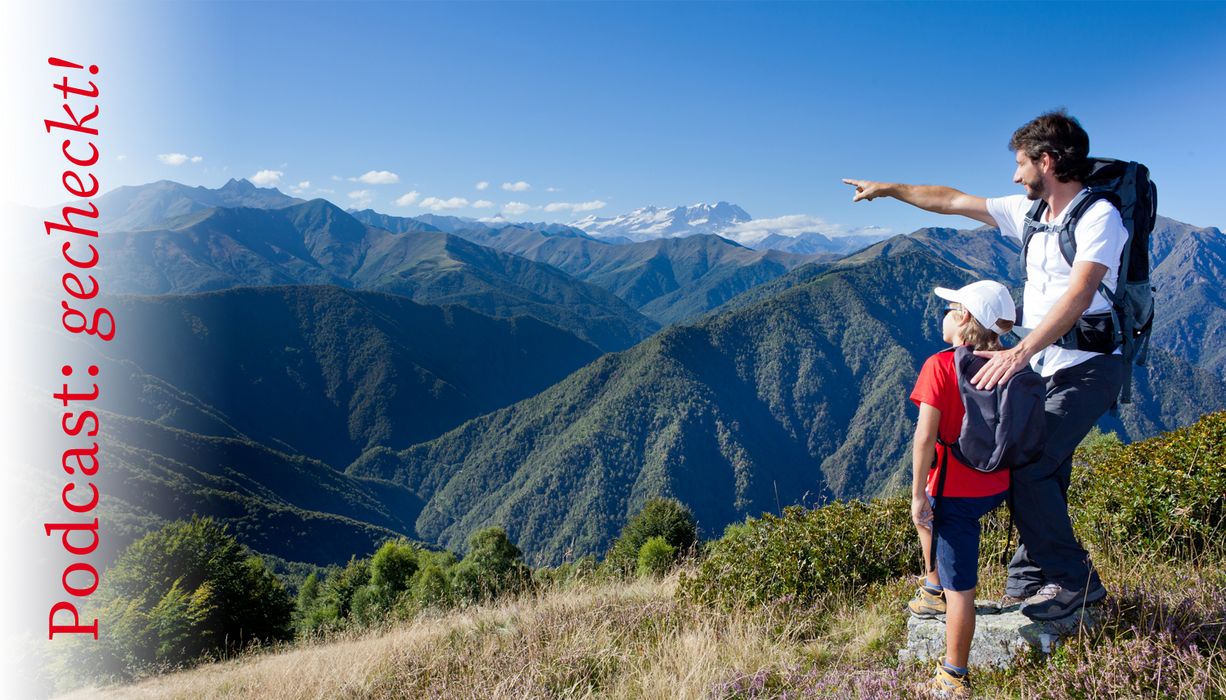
[928,346,1046,573]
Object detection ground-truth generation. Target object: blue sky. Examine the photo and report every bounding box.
[10,1,1226,233]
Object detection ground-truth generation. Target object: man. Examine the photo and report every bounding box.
[843,110,1125,623]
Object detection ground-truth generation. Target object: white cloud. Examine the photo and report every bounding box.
[289,181,312,195]
[544,200,607,214]
[472,199,495,209]
[419,196,470,211]
[157,152,203,166]
[503,201,533,216]
[348,189,375,208]
[546,186,561,193]
[315,187,335,194]
[116,154,127,161]
[395,190,421,207]
[721,214,893,244]
[475,181,489,191]
[352,170,400,185]
[250,169,284,186]
[501,181,531,192]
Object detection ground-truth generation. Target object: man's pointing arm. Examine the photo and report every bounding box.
[842,178,997,227]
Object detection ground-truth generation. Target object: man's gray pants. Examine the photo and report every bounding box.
[1005,353,1125,596]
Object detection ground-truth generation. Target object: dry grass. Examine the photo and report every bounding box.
[55,570,826,700]
[53,534,1225,699]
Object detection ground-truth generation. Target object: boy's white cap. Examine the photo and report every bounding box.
[934,280,1015,335]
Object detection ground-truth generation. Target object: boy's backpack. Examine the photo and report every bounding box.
[1020,158,1157,404]
[927,345,1046,573]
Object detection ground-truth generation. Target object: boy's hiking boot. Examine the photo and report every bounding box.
[908,581,946,618]
[928,662,971,697]
[1022,581,1107,621]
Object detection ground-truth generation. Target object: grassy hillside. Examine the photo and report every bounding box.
[56,414,1225,699]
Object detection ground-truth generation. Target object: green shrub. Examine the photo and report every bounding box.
[450,527,532,603]
[605,498,697,576]
[678,498,914,610]
[295,556,372,634]
[637,536,677,578]
[410,563,452,608]
[67,517,293,682]
[370,539,419,595]
[1071,411,1225,559]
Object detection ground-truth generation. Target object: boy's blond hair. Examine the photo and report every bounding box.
[953,304,1015,351]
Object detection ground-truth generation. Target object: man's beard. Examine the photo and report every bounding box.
[1024,176,1044,201]
[1023,174,1046,201]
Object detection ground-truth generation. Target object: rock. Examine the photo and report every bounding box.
[898,601,1102,669]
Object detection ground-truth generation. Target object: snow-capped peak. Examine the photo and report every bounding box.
[571,201,751,242]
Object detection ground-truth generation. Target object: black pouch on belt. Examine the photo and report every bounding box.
[1054,312,1118,353]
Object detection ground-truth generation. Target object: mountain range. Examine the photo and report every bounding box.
[345,240,1225,565]
[101,285,604,470]
[90,178,303,232]
[95,199,656,352]
[60,178,1225,569]
[349,208,833,326]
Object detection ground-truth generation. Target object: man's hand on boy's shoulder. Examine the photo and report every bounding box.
[972,346,1034,390]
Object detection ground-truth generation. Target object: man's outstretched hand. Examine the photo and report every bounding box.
[843,178,892,202]
[971,347,1034,390]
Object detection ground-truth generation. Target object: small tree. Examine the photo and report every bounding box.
[68,517,293,682]
[605,498,697,576]
[294,573,324,635]
[450,527,531,603]
[319,556,372,623]
[411,564,452,608]
[637,536,677,578]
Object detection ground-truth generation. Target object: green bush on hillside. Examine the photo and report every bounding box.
[450,527,532,604]
[678,498,914,610]
[295,556,372,634]
[1071,411,1225,559]
[67,517,294,683]
[411,564,452,607]
[370,539,419,596]
[604,497,697,576]
[637,536,677,578]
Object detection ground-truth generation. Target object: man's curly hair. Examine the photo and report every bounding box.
[1009,109,1091,183]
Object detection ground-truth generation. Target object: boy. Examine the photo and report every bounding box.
[909,280,1016,697]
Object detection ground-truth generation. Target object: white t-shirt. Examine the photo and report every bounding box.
[985,192,1128,376]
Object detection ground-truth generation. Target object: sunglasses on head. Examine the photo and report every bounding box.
[941,303,963,318]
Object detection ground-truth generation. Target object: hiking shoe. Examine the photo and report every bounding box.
[1000,582,1058,608]
[928,664,971,697]
[908,584,946,618]
[999,583,1041,608]
[1022,581,1107,621]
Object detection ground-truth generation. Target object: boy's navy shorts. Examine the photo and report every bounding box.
[929,492,1007,591]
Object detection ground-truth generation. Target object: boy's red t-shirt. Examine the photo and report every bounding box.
[910,349,1010,498]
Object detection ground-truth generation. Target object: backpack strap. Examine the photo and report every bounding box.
[1021,189,1104,269]
[1019,200,1047,286]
